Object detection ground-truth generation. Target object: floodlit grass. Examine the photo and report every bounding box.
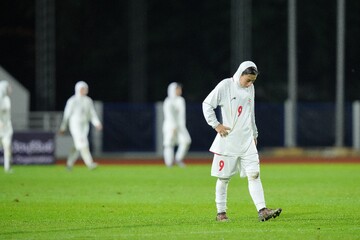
[1,163,360,239]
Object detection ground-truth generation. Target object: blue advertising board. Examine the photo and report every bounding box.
[0,131,55,165]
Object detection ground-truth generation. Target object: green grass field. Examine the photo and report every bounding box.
[1,163,359,239]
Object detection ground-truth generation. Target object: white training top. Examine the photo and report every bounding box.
[0,80,13,138]
[60,81,101,137]
[202,62,258,156]
[163,82,191,146]
[163,82,187,131]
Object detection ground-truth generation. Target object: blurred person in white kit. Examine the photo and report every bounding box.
[202,61,282,222]
[162,82,191,167]
[0,80,13,173]
[59,81,102,170]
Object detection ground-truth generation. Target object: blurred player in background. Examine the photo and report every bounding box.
[0,80,13,173]
[202,61,282,222]
[59,81,102,170]
[162,82,191,167]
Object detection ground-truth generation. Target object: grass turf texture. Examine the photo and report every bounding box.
[1,164,359,240]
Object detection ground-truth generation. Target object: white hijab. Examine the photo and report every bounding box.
[167,82,179,98]
[75,81,88,97]
[233,61,257,86]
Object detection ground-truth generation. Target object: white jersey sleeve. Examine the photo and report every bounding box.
[202,80,227,129]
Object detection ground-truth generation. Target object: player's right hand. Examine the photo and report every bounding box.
[215,124,231,137]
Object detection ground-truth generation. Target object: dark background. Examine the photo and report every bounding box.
[1,0,359,111]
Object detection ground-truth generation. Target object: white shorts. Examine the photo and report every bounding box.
[72,134,89,150]
[163,128,191,147]
[211,153,260,179]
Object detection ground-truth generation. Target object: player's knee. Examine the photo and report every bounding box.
[247,172,260,180]
[219,178,230,184]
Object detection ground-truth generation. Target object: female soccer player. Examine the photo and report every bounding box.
[162,82,191,167]
[59,81,102,170]
[0,80,13,173]
[202,61,282,222]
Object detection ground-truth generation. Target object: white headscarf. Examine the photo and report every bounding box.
[75,81,88,96]
[233,61,257,84]
[167,82,179,98]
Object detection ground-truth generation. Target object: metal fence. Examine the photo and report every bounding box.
[27,111,63,131]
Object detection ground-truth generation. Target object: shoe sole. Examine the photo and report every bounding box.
[216,214,229,222]
[260,208,282,222]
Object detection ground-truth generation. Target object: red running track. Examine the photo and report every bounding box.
[56,156,360,165]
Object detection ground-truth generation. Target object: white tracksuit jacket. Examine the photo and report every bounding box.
[203,62,258,156]
[60,83,101,150]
